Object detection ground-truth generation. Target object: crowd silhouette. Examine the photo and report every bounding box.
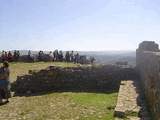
[0,50,95,64]
[1,50,20,62]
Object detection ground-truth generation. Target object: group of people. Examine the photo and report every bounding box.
[37,50,80,63]
[51,50,81,63]
[0,50,95,64]
[37,50,95,64]
[1,50,20,62]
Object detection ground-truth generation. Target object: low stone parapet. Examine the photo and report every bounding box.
[11,65,137,95]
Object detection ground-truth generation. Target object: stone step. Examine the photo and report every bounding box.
[114,80,151,119]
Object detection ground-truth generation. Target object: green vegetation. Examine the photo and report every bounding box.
[70,92,118,120]
[0,62,118,120]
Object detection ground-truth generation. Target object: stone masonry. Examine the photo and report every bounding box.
[136,41,160,120]
[114,80,150,120]
[11,65,136,95]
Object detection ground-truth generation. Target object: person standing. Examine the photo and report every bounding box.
[4,52,8,61]
[8,51,13,62]
[0,61,11,103]
[1,51,5,62]
[70,51,74,62]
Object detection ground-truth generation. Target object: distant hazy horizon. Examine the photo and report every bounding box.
[0,49,136,53]
[1,0,160,51]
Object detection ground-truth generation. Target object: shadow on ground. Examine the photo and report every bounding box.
[132,79,151,120]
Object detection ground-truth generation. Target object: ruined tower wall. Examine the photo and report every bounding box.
[136,41,160,119]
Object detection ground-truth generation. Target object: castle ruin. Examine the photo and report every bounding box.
[10,41,160,119]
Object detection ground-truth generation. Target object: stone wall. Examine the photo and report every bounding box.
[136,41,160,120]
[12,65,136,94]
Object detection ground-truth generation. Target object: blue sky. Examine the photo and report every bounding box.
[0,0,160,51]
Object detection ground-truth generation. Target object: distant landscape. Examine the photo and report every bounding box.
[80,51,136,66]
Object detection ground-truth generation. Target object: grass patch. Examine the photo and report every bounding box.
[69,92,118,120]
[70,92,117,107]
